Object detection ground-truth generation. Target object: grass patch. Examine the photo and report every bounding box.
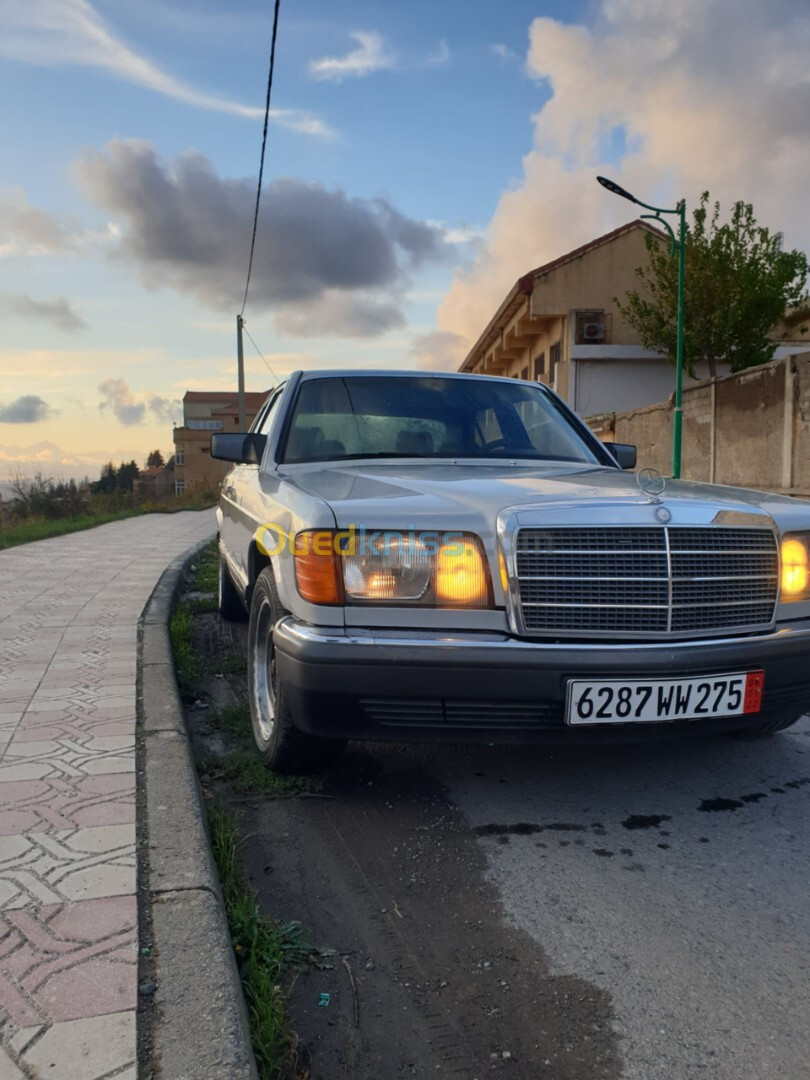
[192,539,219,593]
[213,704,252,736]
[169,601,201,693]
[221,652,248,676]
[0,511,140,550]
[207,705,315,797]
[0,493,217,551]
[208,749,311,797]
[208,804,314,1078]
[187,595,219,614]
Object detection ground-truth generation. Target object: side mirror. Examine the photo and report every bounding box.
[210,432,267,465]
[607,442,637,470]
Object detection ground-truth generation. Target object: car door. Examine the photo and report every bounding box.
[229,388,285,580]
[220,396,272,576]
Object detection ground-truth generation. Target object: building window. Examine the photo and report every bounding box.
[534,352,546,379]
[549,341,562,385]
[186,419,223,431]
[175,448,185,466]
[521,366,529,381]
[175,479,186,495]
[201,447,210,454]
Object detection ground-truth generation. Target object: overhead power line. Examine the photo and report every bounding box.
[242,320,281,385]
[240,0,282,317]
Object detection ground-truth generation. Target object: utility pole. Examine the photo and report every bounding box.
[596,177,688,478]
[236,314,246,430]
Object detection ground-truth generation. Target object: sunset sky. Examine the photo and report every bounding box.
[1,0,808,481]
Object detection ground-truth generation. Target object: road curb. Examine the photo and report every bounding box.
[137,536,258,1080]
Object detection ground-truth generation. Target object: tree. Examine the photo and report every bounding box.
[146,449,164,469]
[92,462,117,494]
[616,193,809,378]
[115,461,140,492]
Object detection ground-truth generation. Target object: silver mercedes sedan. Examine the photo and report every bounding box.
[211,370,810,772]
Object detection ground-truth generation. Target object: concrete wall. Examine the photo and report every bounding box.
[587,352,810,496]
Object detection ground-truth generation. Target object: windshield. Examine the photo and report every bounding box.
[282,376,602,465]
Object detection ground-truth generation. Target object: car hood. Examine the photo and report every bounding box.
[282,461,809,534]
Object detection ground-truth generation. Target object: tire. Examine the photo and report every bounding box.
[247,567,344,774]
[218,545,247,621]
[733,713,804,737]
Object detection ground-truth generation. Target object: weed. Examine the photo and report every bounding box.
[221,652,248,676]
[187,595,218,614]
[208,805,313,1078]
[209,749,312,797]
[169,602,201,692]
[213,704,251,736]
[192,540,219,594]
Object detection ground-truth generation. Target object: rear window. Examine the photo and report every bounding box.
[282,376,600,465]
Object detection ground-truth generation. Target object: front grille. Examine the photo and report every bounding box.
[515,526,778,638]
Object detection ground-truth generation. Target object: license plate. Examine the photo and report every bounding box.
[566,671,764,726]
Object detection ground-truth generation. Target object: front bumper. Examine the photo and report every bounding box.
[274,618,810,744]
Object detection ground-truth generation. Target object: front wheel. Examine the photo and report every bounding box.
[247,568,344,774]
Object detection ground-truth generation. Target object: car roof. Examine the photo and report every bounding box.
[295,369,540,389]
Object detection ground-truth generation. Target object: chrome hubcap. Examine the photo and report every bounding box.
[251,596,277,744]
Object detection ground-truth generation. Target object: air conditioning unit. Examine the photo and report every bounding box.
[583,319,606,342]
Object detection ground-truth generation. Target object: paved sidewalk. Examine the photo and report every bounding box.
[0,511,215,1079]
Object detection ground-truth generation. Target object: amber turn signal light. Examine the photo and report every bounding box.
[781,536,809,599]
[294,530,342,605]
[435,535,492,607]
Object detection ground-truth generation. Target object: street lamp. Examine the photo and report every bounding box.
[596,176,687,479]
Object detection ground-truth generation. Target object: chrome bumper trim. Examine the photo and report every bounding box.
[277,618,810,652]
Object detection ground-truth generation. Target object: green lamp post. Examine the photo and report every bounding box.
[596,176,687,479]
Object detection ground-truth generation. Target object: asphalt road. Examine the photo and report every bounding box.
[200,612,809,1079]
[427,718,810,1080]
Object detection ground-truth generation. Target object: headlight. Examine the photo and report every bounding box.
[781,533,810,601]
[293,529,493,608]
[343,533,432,601]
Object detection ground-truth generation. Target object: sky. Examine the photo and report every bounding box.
[1,0,808,481]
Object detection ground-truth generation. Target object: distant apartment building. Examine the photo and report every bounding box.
[172,390,270,494]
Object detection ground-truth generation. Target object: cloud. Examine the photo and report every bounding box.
[98,377,145,426]
[411,331,470,372]
[0,440,164,485]
[309,31,394,82]
[98,377,183,427]
[77,139,452,337]
[0,395,55,424]
[147,395,182,424]
[490,43,518,62]
[274,292,406,339]
[425,41,450,68]
[423,0,810,368]
[0,291,86,331]
[0,0,330,136]
[0,189,82,256]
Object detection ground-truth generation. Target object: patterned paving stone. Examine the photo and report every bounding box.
[0,774,135,836]
[17,1011,136,1079]
[0,896,136,1027]
[0,510,215,1070]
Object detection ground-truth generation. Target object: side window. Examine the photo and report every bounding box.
[253,390,283,436]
